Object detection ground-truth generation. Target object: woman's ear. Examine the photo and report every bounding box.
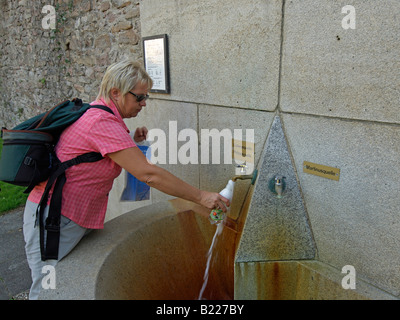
[110,88,121,101]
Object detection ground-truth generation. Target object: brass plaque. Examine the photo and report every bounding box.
[232,139,255,163]
[303,161,340,181]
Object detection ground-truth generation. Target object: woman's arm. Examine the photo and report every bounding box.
[107,147,230,211]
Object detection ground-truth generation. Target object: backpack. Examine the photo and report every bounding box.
[0,98,113,261]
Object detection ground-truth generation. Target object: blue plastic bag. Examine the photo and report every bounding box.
[120,145,151,201]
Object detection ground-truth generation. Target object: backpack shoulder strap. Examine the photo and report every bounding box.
[88,105,114,115]
[38,151,105,260]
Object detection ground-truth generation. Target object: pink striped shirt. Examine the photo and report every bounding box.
[28,98,137,229]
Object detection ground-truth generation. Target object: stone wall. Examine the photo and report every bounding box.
[138,0,400,298]
[0,0,142,129]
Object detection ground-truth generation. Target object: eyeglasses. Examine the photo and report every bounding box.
[129,91,149,102]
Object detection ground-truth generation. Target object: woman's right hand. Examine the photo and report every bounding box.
[199,190,230,212]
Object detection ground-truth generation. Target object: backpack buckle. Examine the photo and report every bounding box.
[45,217,61,233]
[24,157,34,166]
[72,98,83,111]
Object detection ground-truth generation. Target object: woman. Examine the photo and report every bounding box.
[23,59,229,299]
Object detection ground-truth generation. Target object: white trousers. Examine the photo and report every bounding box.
[23,200,89,300]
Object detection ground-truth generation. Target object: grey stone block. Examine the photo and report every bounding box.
[281,0,400,123]
[236,115,316,262]
[282,113,400,296]
[141,0,282,110]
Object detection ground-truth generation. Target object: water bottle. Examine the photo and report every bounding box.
[209,180,235,224]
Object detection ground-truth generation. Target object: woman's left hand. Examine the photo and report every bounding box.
[134,127,148,143]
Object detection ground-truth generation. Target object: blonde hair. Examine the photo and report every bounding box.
[96,59,153,104]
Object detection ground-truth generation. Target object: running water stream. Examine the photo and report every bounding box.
[198,222,224,300]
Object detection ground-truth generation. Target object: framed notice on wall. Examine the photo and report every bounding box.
[142,34,170,94]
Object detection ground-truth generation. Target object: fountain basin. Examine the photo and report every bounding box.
[39,197,397,300]
[39,198,238,300]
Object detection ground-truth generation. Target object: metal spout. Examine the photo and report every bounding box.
[232,175,253,182]
[232,169,258,185]
[268,175,286,198]
[275,176,284,198]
